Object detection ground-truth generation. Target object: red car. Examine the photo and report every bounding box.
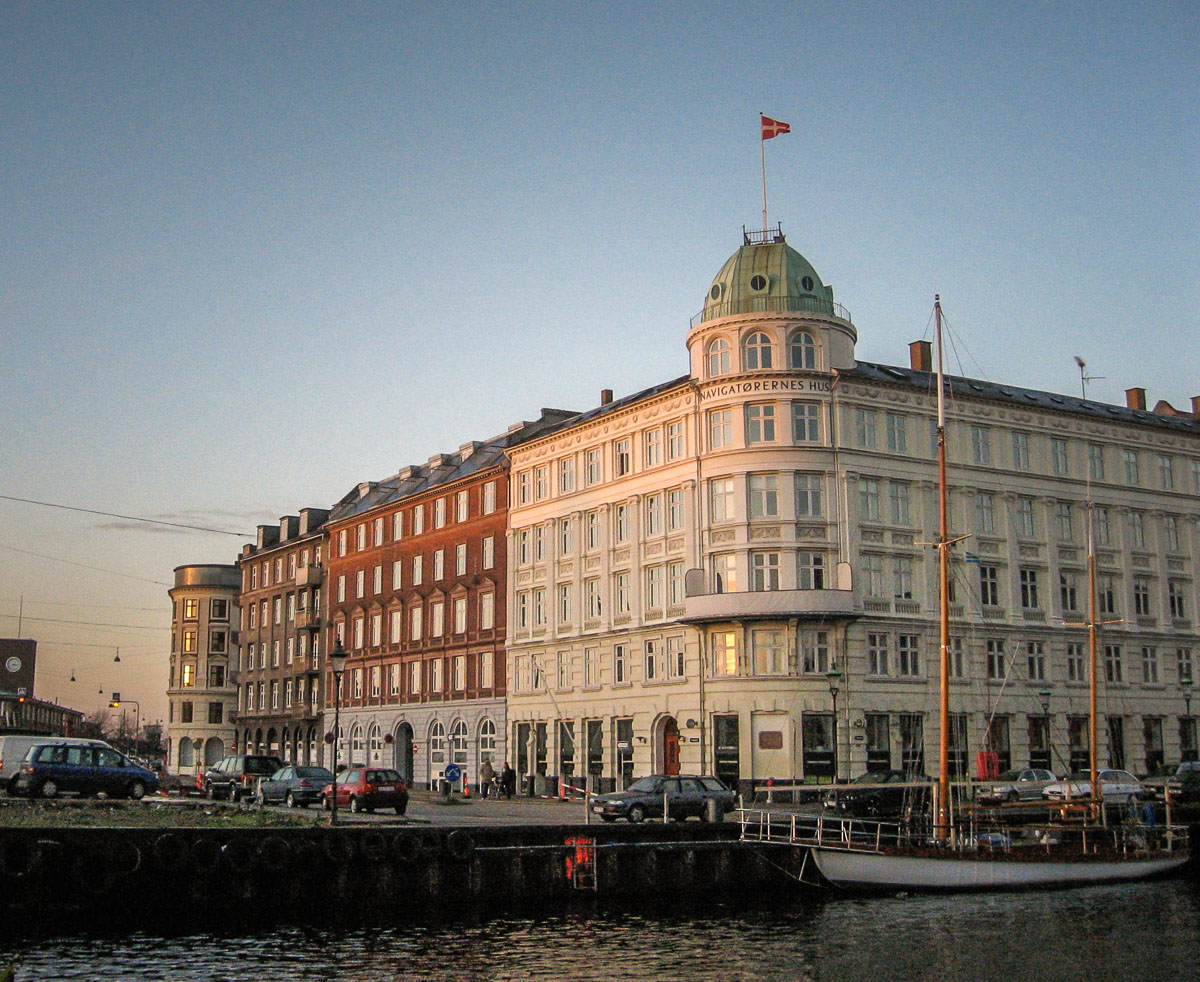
[321,767,408,814]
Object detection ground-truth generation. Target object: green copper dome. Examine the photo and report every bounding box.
[700,230,837,323]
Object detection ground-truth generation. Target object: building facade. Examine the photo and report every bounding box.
[165,563,241,775]
[505,228,1200,793]
[323,412,574,789]
[234,508,329,765]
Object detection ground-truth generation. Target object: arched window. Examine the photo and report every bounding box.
[743,332,774,370]
[178,739,195,769]
[368,723,383,763]
[429,720,447,765]
[451,719,469,764]
[350,724,364,761]
[706,338,731,377]
[789,330,816,369]
[479,718,497,757]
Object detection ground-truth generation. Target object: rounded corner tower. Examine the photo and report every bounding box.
[686,226,857,379]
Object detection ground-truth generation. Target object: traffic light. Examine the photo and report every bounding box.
[109,701,120,708]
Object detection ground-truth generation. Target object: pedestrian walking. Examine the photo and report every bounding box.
[501,761,516,799]
[479,758,495,799]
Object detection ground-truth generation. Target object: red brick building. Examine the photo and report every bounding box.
[324,411,573,788]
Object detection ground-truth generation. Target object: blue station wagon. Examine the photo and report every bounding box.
[13,743,159,800]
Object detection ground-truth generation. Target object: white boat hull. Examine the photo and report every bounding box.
[810,846,1189,892]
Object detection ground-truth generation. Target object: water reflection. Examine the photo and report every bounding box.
[12,881,1200,981]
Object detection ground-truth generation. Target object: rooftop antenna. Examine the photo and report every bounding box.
[1073,355,1105,400]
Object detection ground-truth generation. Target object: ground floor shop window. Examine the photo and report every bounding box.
[615,718,634,789]
[801,713,834,781]
[898,713,924,775]
[865,713,890,772]
[713,713,739,790]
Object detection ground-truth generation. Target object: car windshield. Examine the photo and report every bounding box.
[626,778,662,793]
[246,758,282,774]
[699,777,727,791]
[995,770,1024,782]
[1065,772,1091,781]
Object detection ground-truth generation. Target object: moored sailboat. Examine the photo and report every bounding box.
[800,297,1190,891]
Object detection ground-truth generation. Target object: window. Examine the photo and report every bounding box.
[644,640,660,681]
[410,605,423,641]
[372,565,382,594]
[585,448,602,485]
[742,331,773,370]
[789,330,816,369]
[483,481,497,515]
[1020,568,1040,609]
[412,504,425,535]
[559,517,575,555]
[862,554,884,597]
[987,639,1006,680]
[479,592,494,630]
[533,527,546,562]
[976,492,996,534]
[979,565,999,606]
[456,490,469,522]
[533,588,546,627]
[752,630,785,675]
[1060,572,1079,613]
[1067,643,1085,682]
[558,583,572,622]
[1088,444,1105,481]
[1054,502,1073,541]
[337,530,347,557]
[644,429,662,467]
[412,555,423,586]
[867,633,889,676]
[1026,641,1046,681]
[1129,511,1146,550]
[897,635,920,677]
[1094,506,1111,546]
[1097,574,1117,615]
[182,631,197,654]
[710,478,735,521]
[181,662,195,686]
[370,613,382,647]
[710,632,739,676]
[410,661,421,695]
[885,413,907,453]
[1050,438,1069,475]
[709,409,733,449]
[393,511,404,540]
[751,552,780,591]
[970,426,991,465]
[669,561,685,606]
[390,609,403,643]
[456,543,467,576]
[795,473,822,517]
[584,647,599,686]
[454,597,467,634]
[555,651,569,689]
[614,439,631,477]
[712,553,737,593]
[645,494,663,535]
[706,338,730,376]
[356,524,366,551]
[585,579,602,618]
[515,593,529,630]
[667,420,685,460]
[614,503,629,542]
[614,572,631,614]
[644,565,664,609]
[517,472,532,506]
[800,630,830,674]
[559,457,575,494]
[1105,644,1123,684]
[585,512,601,550]
[354,570,365,599]
[668,489,685,530]
[1164,515,1181,553]
[434,497,447,528]
[893,556,914,600]
[745,404,776,443]
[482,535,494,569]
[1169,581,1187,620]
[1016,497,1035,537]
[1123,449,1140,485]
[889,482,910,525]
[1141,646,1159,684]
[748,474,779,518]
[858,478,880,521]
[1159,455,1175,489]
[855,409,877,448]
[797,552,825,590]
[792,402,821,442]
[1177,648,1194,685]
[181,701,194,723]
[1133,577,1151,617]
[1011,432,1030,470]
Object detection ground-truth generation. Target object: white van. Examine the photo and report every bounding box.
[0,734,112,793]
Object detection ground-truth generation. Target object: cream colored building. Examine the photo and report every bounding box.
[506,228,1200,794]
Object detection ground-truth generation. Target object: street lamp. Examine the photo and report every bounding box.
[1038,688,1053,770]
[1182,680,1194,762]
[328,639,350,826]
[109,698,141,754]
[826,666,843,781]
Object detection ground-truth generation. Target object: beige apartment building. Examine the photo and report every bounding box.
[505,227,1200,794]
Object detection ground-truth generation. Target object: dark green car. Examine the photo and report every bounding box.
[590,775,735,823]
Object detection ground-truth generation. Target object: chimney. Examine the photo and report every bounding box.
[909,340,932,373]
[1192,396,1200,418]
[600,388,614,406]
[279,515,300,541]
[256,525,280,549]
[1125,387,1146,411]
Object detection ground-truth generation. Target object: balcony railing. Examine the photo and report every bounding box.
[691,294,852,328]
[294,609,321,631]
[680,588,861,624]
[295,565,322,587]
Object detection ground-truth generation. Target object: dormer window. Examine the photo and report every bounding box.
[743,332,774,370]
[706,338,731,377]
[789,330,816,369]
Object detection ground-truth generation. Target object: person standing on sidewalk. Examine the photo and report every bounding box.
[501,761,516,799]
[479,758,495,799]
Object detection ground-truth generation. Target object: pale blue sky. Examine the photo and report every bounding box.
[1,1,1196,721]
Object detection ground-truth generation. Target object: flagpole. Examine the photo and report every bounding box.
[760,114,769,233]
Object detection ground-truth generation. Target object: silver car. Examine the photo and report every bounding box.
[979,768,1057,803]
[1042,769,1144,803]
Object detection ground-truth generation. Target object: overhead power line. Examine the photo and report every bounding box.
[0,544,172,586]
[0,493,249,536]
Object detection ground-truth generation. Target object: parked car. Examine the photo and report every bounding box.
[255,765,335,808]
[978,768,1058,803]
[1,735,112,794]
[320,768,408,814]
[590,775,736,823]
[823,770,932,818]
[1042,769,1145,802]
[11,743,158,799]
[1164,761,1200,803]
[202,754,284,802]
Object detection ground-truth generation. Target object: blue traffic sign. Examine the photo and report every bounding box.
[443,763,462,783]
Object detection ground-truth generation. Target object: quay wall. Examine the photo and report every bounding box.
[0,823,803,932]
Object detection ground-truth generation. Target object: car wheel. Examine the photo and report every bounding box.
[627,804,646,823]
[286,792,297,809]
[1006,790,1019,803]
[395,805,405,816]
[350,796,362,813]
[205,784,216,801]
[128,781,146,801]
[39,779,59,799]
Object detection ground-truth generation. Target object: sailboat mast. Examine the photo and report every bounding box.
[936,296,951,842]
[1088,503,1100,812]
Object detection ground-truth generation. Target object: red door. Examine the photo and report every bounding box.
[664,719,681,776]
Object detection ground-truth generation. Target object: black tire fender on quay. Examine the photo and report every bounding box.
[390,832,424,865]
[110,838,143,875]
[361,831,388,862]
[1,838,42,879]
[254,834,292,870]
[322,832,354,864]
[446,830,474,861]
[153,832,190,872]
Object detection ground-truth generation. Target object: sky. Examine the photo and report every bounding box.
[1,1,1197,726]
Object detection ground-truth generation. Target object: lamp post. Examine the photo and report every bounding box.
[826,666,843,781]
[109,698,140,755]
[1183,679,1195,762]
[328,639,350,827]
[1038,688,1052,770]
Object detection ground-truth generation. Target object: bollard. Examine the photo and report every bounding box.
[705,797,724,823]
[463,776,470,798]
[663,790,670,823]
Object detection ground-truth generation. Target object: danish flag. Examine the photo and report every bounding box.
[761,115,791,140]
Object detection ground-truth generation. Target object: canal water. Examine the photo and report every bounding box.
[10,879,1199,981]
